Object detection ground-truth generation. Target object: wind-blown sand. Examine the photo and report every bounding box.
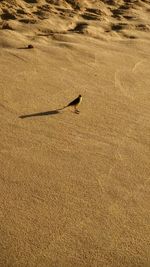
[0,1,150,266]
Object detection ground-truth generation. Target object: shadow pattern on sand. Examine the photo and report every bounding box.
[19,109,62,119]
[18,45,34,50]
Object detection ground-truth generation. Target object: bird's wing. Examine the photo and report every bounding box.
[67,97,79,106]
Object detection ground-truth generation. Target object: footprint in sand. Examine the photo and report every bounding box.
[69,22,88,34]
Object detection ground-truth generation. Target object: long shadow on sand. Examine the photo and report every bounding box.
[18,46,34,50]
[19,109,62,119]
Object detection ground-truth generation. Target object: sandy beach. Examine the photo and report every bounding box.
[0,1,150,266]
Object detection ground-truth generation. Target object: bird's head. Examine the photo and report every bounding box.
[79,94,82,98]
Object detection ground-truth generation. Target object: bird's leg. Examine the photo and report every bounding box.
[74,105,80,113]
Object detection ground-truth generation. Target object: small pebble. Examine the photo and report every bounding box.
[27,44,34,49]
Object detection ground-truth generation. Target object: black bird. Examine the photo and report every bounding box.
[62,94,82,113]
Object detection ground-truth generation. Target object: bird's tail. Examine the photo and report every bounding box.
[58,105,68,111]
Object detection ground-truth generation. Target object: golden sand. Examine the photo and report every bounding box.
[0,1,150,266]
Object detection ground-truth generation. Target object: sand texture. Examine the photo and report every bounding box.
[0,0,150,266]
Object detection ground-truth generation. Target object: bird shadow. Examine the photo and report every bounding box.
[19,108,62,119]
[18,46,33,50]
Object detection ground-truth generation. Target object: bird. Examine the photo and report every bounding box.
[62,94,82,113]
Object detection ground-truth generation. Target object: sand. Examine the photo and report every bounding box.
[0,0,150,266]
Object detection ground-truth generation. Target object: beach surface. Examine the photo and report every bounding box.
[0,1,150,266]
